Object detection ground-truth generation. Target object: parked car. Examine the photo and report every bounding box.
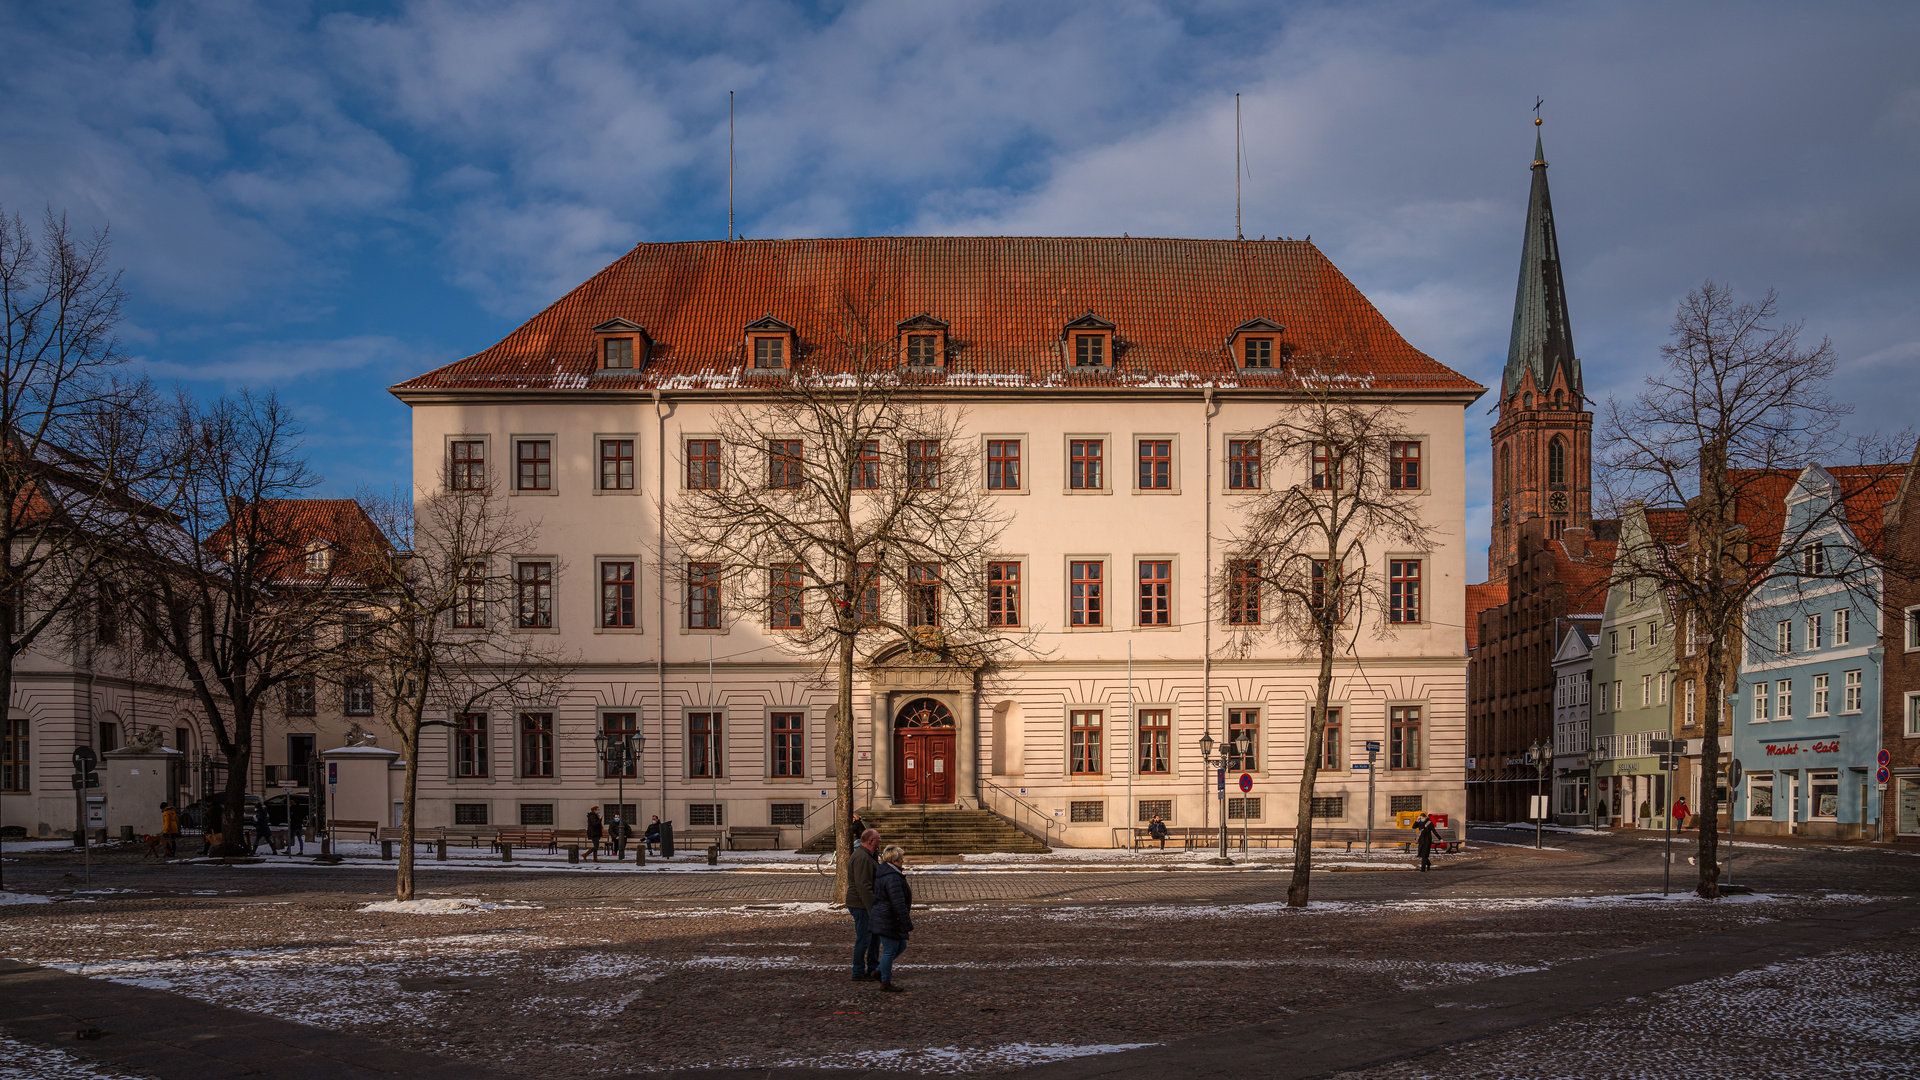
[264,792,319,827]
[178,794,261,831]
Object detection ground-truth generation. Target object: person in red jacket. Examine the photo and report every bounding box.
[1673,797,1691,830]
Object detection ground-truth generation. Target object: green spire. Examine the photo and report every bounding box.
[1504,121,1579,399]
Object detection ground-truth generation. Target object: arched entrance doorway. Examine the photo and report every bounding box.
[894,698,956,805]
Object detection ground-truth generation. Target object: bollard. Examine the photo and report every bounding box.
[381,839,394,860]
[567,845,580,864]
[501,843,513,862]
[119,825,136,843]
[321,837,331,856]
[706,844,719,866]
[437,836,447,861]
[636,845,646,866]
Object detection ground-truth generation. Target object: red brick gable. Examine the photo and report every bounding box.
[393,237,1483,394]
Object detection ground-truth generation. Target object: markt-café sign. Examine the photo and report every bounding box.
[1763,739,1841,757]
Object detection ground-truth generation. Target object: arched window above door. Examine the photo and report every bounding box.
[895,697,956,729]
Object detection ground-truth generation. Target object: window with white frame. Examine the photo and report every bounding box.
[1834,608,1850,646]
[1648,621,1660,647]
[1609,631,1619,656]
[1811,673,1830,716]
[1807,613,1824,651]
[1776,681,1793,720]
[1614,681,1623,711]
[1627,626,1637,653]
[1686,610,1698,656]
[1801,543,1829,575]
[1597,681,1609,712]
[1776,620,1792,655]
[1581,672,1591,704]
[1641,674,1652,707]
[1908,693,1920,737]
[1908,607,1920,650]
[1753,683,1770,721]
[1844,669,1862,713]
[1658,672,1668,705]
[1685,680,1697,726]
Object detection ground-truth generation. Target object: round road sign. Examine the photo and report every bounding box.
[1879,766,1892,785]
[1880,749,1893,768]
[1728,759,1744,788]
[1238,772,1253,793]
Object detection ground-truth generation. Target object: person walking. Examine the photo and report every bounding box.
[1415,812,1437,872]
[160,803,180,858]
[610,814,630,858]
[586,807,604,862]
[287,799,307,855]
[846,828,882,981]
[1148,814,1168,850]
[252,801,276,856]
[644,816,662,855]
[1673,797,1692,831]
[869,844,914,992]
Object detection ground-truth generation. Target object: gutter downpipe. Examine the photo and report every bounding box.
[1203,386,1219,835]
[653,390,672,821]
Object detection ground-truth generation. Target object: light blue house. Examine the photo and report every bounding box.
[1732,465,1888,839]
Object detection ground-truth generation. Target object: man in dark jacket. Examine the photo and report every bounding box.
[287,799,307,856]
[1148,815,1168,850]
[586,807,604,862]
[1415,813,1437,871]
[868,845,914,992]
[610,815,630,858]
[845,828,882,981]
[252,801,276,856]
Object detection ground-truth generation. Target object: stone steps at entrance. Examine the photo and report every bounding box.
[800,806,1050,855]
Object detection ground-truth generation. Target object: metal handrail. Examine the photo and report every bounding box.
[980,779,1058,847]
[799,778,876,849]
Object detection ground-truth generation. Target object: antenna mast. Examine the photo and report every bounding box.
[728,91,735,242]
[1235,93,1243,241]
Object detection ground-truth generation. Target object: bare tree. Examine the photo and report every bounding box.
[120,392,354,854]
[1598,281,1900,898]
[1214,369,1435,908]
[669,292,1019,901]
[355,479,575,900]
[0,206,162,762]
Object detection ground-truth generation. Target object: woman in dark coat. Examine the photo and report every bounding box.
[1415,813,1437,872]
[868,845,914,991]
[586,807,604,862]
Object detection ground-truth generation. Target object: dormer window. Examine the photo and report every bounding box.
[897,314,949,368]
[743,315,797,371]
[590,318,649,372]
[1228,319,1286,370]
[306,541,333,575]
[1060,312,1116,370]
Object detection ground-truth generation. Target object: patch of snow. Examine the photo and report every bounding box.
[0,891,52,906]
[358,898,542,915]
[773,1041,1158,1071]
[0,1031,153,1079]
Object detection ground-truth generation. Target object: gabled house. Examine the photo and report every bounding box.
[1591,504,1677,829]
[1550,623,1594,824]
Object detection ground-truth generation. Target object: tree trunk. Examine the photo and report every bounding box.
[397,725,419,900]
[220,727,251,858]
[1696,651,1723,899]
[1289,637,1336,907]
[833,632,855,905]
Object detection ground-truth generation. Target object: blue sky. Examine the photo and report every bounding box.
[3,1,1916,578]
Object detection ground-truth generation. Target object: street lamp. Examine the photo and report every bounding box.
[594,729,643,855]
[1526,739,1550,849]
[1199,729,1254,865]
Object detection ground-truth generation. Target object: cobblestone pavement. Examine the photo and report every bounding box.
[1,829,1916,1077]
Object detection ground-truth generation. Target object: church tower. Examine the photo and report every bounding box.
[1488,119,1592,581]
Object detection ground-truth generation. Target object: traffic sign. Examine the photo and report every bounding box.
[1216,768,1226,791]
[1238,773,1253,793]
[1351,762,1371,771]
[71,746,97,771]
[1728,759,1744,788]
[1365,741,1381,753]
[1879,766,1892,785]
[1658,755,1680,770]
[69,772,100,790]
[1880,749,1893,768]
[1650,739,1675,754]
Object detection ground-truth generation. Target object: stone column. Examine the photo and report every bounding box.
[956,690,978,809]
[870,692,892,809]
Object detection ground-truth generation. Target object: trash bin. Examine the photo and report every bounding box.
[660,821,675,858]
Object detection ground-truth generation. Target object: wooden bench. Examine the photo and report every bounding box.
[1128,825,1294,849]
[443,826,496,848]
[492,829,555,853]
[376,826,443,846]
[326,819,380,843]
[1310,826,1461,852]
[673,827,724,850]
[726,826,786,851]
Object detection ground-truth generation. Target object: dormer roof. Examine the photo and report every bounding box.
[744,314,796,333]
[1231,317,1286,336]
[1061,311,1116,336]
[897,313,949,333]
[591,318,648,334]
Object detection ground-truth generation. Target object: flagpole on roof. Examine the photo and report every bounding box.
[1235,93,1243,241]
[728,91,735,242]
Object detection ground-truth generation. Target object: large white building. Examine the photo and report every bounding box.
[390,237,1484,847]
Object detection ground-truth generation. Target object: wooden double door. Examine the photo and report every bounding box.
[894,730,955,804]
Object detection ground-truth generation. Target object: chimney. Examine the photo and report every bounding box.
[1560,526,1589,559]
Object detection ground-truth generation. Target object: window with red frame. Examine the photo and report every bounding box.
[1227,559,1261,625]
[1070,709,1103,774]
[770,563,805,629]
[988,562,1021,627]
[1390,705,1421,769]
[772,712,804,777]
[686,439,720,489]
[1138,560,1171,626]
[1227,708,1259,771]
[1389,559,1422,623]
[1316,707,1342,770]
[1137,440,1171,489]
[688,712,722,777]
[1389,441,1421,490]
[454,561,486,628]
[603,712,638,777]
[851,563,879,623]
[1070,439,1103,489]
[767,440,804,489]
[601,439,634,490]
[516,440,551,491]
[601,561,635,628]
[1228,439,1261,490]
[450,440,486,490]
[1310,559,1344,621]
[1311,443,1343,490]
[907,563,941,627]
[907,440,941,489]
[987,440,1021,490]
[1137,709,1170,774]
[516,562,553,628]
[456,713,488,777]
[1070,561,1104,626]
[850,440,879,490]
[520,712,553,778]
[687,563,722,628]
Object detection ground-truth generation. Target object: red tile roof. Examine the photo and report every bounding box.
[1727,465,1904,567]
[1464,582,1509,651]
[1549,538,1617,615]
[393,237,1483,395]
[210,499,391,583]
